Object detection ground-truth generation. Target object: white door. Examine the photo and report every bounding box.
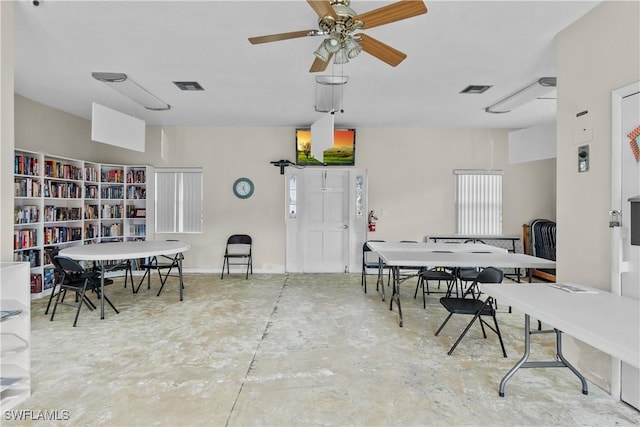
[285,168,367,273]
[611,82,640,409]
[301,170,348,272]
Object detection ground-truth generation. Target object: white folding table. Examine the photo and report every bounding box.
[480,283,640,396]
[367,242,556,327]
[60,240,190,319]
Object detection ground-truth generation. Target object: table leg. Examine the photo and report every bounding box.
[498,314,588,396]
[99,260,105,320]
[388,266,403,327]
[178,255,184,302]
[378,258,386,301]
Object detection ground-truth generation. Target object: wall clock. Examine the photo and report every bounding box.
[233,177,254,199]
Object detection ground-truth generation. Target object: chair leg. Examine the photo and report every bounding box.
[72,283,89,327]
[49,288,66,321]
[134,268,150,293]
[446,311,483,356]
[492,313,508,358]
[435,312,454,336]
[45,282,59,315]
[156,267,172,296]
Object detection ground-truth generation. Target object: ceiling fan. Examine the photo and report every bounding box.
[248,0,428,72]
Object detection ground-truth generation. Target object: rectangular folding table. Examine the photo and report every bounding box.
[366,241,556,327]
[480,283,640,396]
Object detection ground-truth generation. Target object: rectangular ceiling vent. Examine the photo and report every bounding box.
[173,81,204,91]
[460,85,492,94]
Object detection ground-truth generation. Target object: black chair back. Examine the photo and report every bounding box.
[54,255,85,275]
[228,234,251,245]
[474,267,504,284]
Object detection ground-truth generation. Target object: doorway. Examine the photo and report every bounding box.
[611,81,639,409]
[285,168,367,273]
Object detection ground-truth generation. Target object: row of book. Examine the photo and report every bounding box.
[43,226,82,245]
[102,168,124,183]
[30,270,55,293]
[101,186,125,199]
[15,154,39,176]
[15,205,39,224]
[126,169,146,184]
[85,167,99,182]
[128,224,146,236]
[127,185,146,199]
[44,160,82,180]
[44,181,82,198]
[14,249,41,267]
[43,206,82,222]
[14,177,42,197]
[101,223,123,237]
[101,204,124,219]
[14,229,37,250]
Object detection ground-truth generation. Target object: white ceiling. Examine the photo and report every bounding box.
[13,0,600,130]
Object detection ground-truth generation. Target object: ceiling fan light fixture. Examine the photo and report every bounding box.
[344,37,362,59]
[334,48,349,65]
[323,34,342,53]
[314,42,331,62]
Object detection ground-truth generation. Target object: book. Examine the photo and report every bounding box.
[548,283,598,294]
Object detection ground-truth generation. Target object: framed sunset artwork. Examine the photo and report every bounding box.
[295,128,356,166]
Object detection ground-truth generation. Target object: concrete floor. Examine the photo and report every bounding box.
[6,272,640,426]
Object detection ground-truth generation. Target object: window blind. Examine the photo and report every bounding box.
[455,170,503,235]
[155,168,203,233]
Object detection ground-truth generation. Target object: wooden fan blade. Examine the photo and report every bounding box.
[307,0,338,20]
[309,54,333,73]
[357,33,407,67]
[353,0,427,30]
[249,30,316,45]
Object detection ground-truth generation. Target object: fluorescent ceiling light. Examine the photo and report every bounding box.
[485,77,556,114]
[92,72,170,111]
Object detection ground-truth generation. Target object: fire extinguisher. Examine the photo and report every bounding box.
[368,210,378,232]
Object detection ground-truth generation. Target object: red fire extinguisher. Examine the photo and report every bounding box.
[368,210,378,232]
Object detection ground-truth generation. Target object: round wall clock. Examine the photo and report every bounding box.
[233,177,254,199]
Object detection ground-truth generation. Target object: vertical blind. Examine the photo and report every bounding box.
[155,168,203,233]
[455,170,503,235]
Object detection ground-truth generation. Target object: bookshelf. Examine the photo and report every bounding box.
[13,149,154,300]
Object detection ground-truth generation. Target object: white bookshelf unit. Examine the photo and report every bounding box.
[13,149,154,300]
[0,262,31,411]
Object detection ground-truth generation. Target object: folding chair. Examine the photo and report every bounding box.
[221,234,252,279]
[361,240,388,293]
[50,256,117,327]
[136,252,184,296]
[434,267,507,357]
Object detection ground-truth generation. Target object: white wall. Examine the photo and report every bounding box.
[0,2,15,262]
[557,0,640,391]
[10,96,556,271]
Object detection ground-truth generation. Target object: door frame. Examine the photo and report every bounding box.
[285,167,367,273]
[610,80,640,403]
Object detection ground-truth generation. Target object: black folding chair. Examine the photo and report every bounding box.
[50,256,117,327]
[434,267,507,357]
[136,252,184,296]
[221,234,253,279]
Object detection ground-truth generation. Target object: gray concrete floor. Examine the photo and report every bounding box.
[7,273,640,426]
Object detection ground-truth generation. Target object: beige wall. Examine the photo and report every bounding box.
[557,1,640,391]
[9,95,556,271]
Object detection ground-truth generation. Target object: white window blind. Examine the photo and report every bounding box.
[155,168,203,233]
[455,170,503,235]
